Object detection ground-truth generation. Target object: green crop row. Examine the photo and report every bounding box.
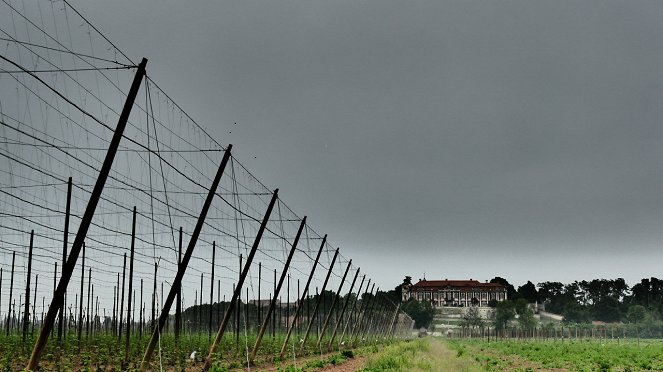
[446,338,663,371]
[0,331,395,370]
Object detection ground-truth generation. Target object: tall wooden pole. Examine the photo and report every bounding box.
[286,274,290,334]
[151,262,157,331]
[125,206,137,362]
[22,231,34,343]
[279,236,326,358]
[58,177,72,343]
[175,226,182,342]
[200,273,204,332]
[300,248,339,353]
[338,275,365,344]
[365,295,387,339]
[270,268,276,337]
[258,262,261,326]
[249,217,306,363]
[202,189,279,371]
[31,274,38,336]
[245,287,250,332]
[86,268,91,338]
[236,255,242,345]
[118,253,127,341]
[208,241,215,341]
[77,244,85,347]
[355,287,379,344]
[28,57,148,371]
[175,226,183,345]
[348,283,375,343]
[114,274,119,335]
[216,280,220,330]
[316,259,352,348]
[139,279,144,339]
[327,269,360,349]
[140,146,233,369]
[386,303,401,338]
[6,251,15,336]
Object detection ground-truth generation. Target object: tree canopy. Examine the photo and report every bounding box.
[400,299,435,329]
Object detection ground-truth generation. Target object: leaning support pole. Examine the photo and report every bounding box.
[316,259,352,349]
[151,262,156,331]
[374,301,391,338]
[139,145,233,370]
[367,295,388,339]
[31,274,37,336]
[300,248,339,353]
[22,230,34,344]
[6,251,15,336]
[386,303,401,338]
[339,275,371,345]
[356,288,380,344]
[327,268,360,350]
[125,206,137,363]
[28,57,148,371]
[58,177,72,343]
[378,298,398,338]
[339,276,367,344]
[278,236,327,359]
[77,244,85,348]
[175,227,182,342]
[249,217,307,364]
[86,269,92,338]
[202,189,279,371]
[118,253,127,341]
[208,241,215,341]
[349,283,375,344]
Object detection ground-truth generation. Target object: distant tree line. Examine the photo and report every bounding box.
[384,276,663,332]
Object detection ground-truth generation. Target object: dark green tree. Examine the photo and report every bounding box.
[627,304,646,324]
[401,299,435,329]
[561,301,590,323]
[518,308,537,330]
[385,284,403,304]
[513,298,529,316]
[513,298,537,330]
[490,277,518,300]
[592,296,624,323]
[460,306,484,330]
[493,300,515,330]
[517,281,539,303]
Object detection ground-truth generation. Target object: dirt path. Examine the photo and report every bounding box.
[255,350,366,372]
[316,356,367,371]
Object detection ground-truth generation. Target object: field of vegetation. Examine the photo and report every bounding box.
[355,338,663,371]
[0,332,395,371]
[447,338,663,371]
[358,338,481,372]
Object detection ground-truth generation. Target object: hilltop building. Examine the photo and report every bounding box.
[401,276,507,307]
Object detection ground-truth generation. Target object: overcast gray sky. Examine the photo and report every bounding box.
[72,0,663,290]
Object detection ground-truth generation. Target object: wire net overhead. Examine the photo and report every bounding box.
[0,1,412,369]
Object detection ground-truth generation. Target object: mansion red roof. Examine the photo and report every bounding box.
[411,279,505,289]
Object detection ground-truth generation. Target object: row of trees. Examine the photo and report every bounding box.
[487,276,663,325]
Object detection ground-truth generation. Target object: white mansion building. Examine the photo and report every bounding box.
[402,277,507,307]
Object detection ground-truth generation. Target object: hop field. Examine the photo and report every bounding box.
[447,338,663,371]
[0,332,391,370]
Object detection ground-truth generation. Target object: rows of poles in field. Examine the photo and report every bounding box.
[0,1,414,369]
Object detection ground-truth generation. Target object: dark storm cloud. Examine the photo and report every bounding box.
[77,0,663,288]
